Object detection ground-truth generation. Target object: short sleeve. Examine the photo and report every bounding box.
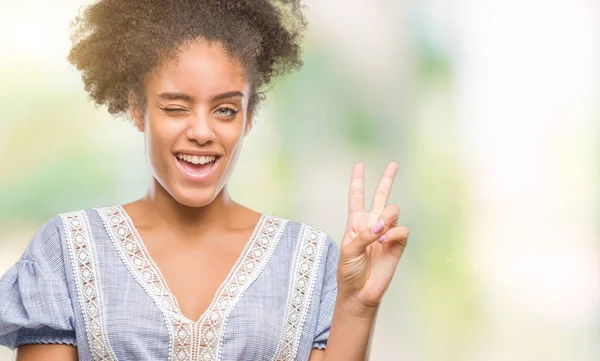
[312,234,340,350]
[0,216,77,350]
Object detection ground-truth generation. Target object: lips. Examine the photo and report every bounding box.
[174,154,221,183]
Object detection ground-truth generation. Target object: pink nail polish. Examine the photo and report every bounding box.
[371,220,384,234]
[377,235,386,242]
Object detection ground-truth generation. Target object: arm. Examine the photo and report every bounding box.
[15,344,77,361]
[309,349,325,361]
[0,217,78,356]
[322,300,378,361]
[308,299,378,361]
[309,161,408,361]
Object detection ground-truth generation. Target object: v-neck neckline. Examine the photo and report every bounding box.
[110,204,268,325]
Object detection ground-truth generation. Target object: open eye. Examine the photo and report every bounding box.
[214,106,239,117]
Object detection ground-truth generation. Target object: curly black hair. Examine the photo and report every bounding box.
[67,0,307,125]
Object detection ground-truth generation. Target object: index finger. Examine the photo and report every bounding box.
[371,161,399,214]
[348,162,365,214]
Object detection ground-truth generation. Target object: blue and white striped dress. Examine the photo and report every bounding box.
[0,205,340,361]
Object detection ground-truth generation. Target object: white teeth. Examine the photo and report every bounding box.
[177,154,217,165]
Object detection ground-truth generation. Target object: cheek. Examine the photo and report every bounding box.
[144,117,179,169]
[213,121,244,179]
[221,121,246,156]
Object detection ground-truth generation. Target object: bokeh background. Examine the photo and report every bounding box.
[1,0,598,360]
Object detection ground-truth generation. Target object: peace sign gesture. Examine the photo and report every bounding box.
[337,161,409,312]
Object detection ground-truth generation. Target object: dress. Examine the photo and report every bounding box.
[0,205,340,361]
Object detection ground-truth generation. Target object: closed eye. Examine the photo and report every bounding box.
[163,108,187,113]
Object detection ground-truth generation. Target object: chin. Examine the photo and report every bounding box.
[170,186,220,208]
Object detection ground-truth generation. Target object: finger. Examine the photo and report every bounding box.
[377,226,409,246]
[377,226,409,259]
[377,203,400,233]
[349,207,399,253]
[371,161,399,214]
[348,162,365,214]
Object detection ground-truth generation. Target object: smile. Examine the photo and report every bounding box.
[174,153,221,183]
[177,153,217,165]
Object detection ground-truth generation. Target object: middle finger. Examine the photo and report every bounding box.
[371,162,399,214]
[377,203,400,234]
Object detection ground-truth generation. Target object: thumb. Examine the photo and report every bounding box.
[349,219,385,253]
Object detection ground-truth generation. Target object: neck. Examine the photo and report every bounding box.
[135,177,241,232]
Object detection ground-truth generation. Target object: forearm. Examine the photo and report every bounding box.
[322,297,379,361]
[16,344,78,361]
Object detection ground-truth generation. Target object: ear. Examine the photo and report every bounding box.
[128,91,145,132]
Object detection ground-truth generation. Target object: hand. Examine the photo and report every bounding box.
[337,161,409,313]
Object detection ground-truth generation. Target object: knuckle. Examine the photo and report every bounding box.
[375,189,389,197]
[402,227,409,238]
[358,227,372,242]
[356,230,368,242]
[371,205,384,213]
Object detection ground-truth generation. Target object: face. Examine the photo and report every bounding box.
[130,39,252,208]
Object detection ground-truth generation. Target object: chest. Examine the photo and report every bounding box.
[137,229,253,322]
[64,207,328,361]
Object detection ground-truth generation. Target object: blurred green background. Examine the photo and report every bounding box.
[0,0,598,360]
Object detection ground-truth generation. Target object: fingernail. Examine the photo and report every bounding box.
[377,235,386,243]
[371,220,384,234]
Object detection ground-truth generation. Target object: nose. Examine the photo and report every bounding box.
[185,111,215,145]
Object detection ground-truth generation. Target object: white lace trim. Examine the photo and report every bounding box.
[97,205,286,361]
[97,206,186,360]
[209,215,287,361]
[272,225,328,361]
[59,211,118,361]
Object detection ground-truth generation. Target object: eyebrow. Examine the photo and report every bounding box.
[213,91,244,101]
[158,91,244,102]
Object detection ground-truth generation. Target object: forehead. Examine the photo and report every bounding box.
[147,40,249,98]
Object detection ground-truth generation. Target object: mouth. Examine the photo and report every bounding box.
[174,153,221,183]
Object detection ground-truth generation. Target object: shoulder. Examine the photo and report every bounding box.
[0,212,80,350]
[19,213,66,264]
[7,207,95,286]
[266,213,340,263]
[22,205,109,263]
[267,213,325,239]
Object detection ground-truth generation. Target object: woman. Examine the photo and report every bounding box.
[0,0,409,360]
